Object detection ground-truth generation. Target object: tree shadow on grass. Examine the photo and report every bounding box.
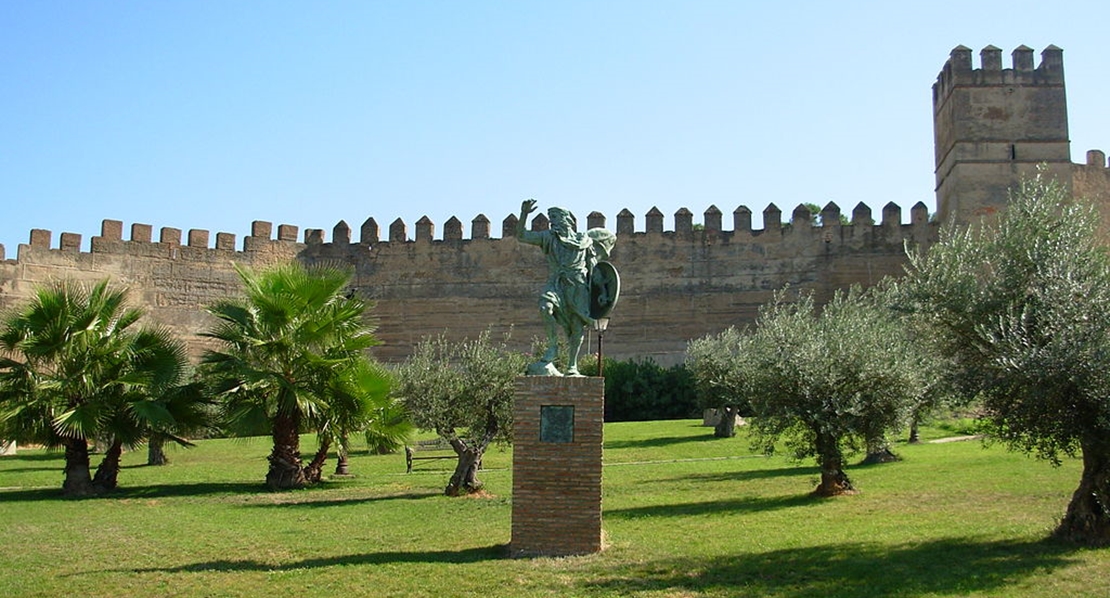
[582,537,1080,598]
[118,544,507,574]
[0,487,61,502]
[244,490,443,509]
[0,482,266,502]
[0,451,64,462]
[0,480,444,504]
[114,482,268,499]
[606,493,815,520]
[605,434,724,450]
[120,462,175,469]
[667,465,821,484]
[115,483,446,507]
[0,464,60,473]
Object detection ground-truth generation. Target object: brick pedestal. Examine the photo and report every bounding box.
[511,376,604,558]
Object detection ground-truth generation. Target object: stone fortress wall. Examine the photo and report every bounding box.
[1,45,1109,365]
[0,201,934,365]
[0,221,304,359]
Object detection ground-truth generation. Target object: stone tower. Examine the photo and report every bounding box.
[932,45,1071,224]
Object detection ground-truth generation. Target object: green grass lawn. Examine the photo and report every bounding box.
[1,420,1106,597]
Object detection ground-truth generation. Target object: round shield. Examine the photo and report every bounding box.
[589,261,621,319]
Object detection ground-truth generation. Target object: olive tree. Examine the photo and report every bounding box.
[686,327,753,438]
[902,173,1110,545]
[393,331,527,496]
[711,286,925,496]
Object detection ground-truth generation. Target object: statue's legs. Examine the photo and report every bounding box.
[540,303,559,363]
[526,301,564,376]
[564,323,585,376]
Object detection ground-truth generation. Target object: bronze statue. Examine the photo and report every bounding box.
[518,199,619,376]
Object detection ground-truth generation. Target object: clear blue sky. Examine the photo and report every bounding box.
[2,1,1108,252]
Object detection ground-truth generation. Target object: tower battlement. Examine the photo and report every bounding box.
[933,45,1064,108]
[933,44,1070,225]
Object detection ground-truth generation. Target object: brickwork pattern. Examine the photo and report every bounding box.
[511,377,604,557]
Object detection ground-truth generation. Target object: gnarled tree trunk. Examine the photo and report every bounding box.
[302,437,331,484]
[445,443,485,496]
[148,433,169,466]
[266,411,306,490]
[1055,436,1110,546]
[62,437,94,497]
[444,429,489,496]
[814,432,856,497]
[92,438,123,492]
[334,433,351,476]
[443,411,496,496]
[861,435,900,465]
[714,406,738,438]
[907,420,921,444]
[333,451,351,476]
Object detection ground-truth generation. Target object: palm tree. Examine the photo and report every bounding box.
[304,359,394,482]
[362,393,413,455]
[202,263,386,490]
[146,376,216,466]
[0,280,191,496]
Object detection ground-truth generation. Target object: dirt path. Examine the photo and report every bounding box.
[928,434,983,444]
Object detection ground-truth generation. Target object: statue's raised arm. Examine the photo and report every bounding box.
[518,199,539,242]
[516,200,619,376]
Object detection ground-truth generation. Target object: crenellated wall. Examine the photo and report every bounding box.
[0,219,305,357]
[0,201,938,365]
[297,201,938,363]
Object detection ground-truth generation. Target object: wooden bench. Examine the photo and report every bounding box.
[405,438,458,473]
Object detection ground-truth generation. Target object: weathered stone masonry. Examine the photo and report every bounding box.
[0,201,934,365]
